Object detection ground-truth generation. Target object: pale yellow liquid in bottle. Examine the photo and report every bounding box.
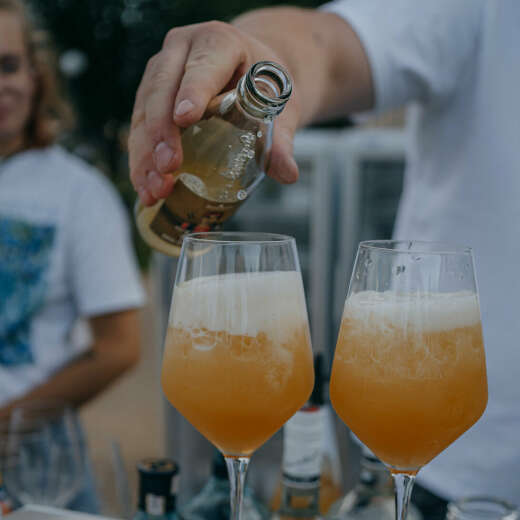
[136,117,260,256]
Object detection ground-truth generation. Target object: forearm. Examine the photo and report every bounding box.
[233,7,374,127]
[0,309,141,418]
[0,346,138,418]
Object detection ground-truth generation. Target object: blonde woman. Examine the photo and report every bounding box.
[0,0,145,511]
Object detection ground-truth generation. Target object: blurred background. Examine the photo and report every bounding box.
[22,0,406,516]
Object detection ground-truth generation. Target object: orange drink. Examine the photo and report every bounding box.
[161,271,314,456]
[330,290,487,472]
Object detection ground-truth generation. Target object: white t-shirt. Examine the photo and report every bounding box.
[323,0,520,504]
[0,146,145,406]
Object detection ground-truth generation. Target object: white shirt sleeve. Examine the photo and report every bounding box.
[66,167,146,317]
[321,0,486,111]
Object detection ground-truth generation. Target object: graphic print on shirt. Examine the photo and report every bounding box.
[0,216,55,366]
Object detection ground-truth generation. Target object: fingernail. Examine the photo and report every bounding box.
[137,187,150,204]
[154,141,175,172]
[279,157,298,183]
[175,99,195,117]
[147,170,164,193]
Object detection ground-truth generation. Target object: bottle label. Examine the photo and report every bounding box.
[282,407,325,482]
[146,494,165,516]
[150,176,243,248]
[322,405,343,488]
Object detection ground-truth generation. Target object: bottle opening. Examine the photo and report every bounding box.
[248,61,292,103]
[240,61,292,118]
[254,76,281,98]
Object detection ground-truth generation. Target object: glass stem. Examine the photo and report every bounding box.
[225,456,250,520]
[392,473,416,520]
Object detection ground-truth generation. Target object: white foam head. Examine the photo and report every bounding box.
[169,271,309,342]
[344,290,481,332]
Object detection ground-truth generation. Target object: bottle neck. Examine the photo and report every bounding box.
[278,403,325,519]
[236,61,292,120]
[281,355,327,489]
[282,406,325,486]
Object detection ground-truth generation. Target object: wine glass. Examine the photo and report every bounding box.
[161,232,315,520]
[447,497,519,520]
[2,400,85,508]
[329,241,488,520]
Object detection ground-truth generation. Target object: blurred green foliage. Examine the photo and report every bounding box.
[27,0,326,267]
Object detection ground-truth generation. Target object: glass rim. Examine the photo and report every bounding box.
[184,231,295,245]
[359,240,473,255]
[448,496,519,518]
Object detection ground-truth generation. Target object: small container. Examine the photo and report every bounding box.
[447,497,519,520]
[134,458,180,520]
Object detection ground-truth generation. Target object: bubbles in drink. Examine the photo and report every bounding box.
[162,271,314,456]
[330,290,487,470]
[169,271,309,344]
[191,328,216,352]
[344,290,481,333]
[240,133,255,145]
[220,131,257,180]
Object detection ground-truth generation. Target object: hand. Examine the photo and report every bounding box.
[128,21,301,206]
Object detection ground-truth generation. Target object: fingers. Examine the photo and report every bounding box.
[147,170,177,199]
[128,108,175,205]
[128,18,301,206]
[129,31,191,204]
[266,100,300,184]
[128,112,156,204]
[128,22,250,205]
[143,32,190,157]
[173,21,247,128]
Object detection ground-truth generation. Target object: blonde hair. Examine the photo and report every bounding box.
[0,0,74,147]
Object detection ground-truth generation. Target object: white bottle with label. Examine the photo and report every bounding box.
[271,354,342,520]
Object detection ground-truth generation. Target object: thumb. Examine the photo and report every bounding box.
[267,112,299,184]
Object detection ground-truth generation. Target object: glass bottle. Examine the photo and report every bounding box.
[135,60,292,257]
[179,449,268,520]
[270,355,334,520]
[326,446,422,520]
[134,458,180,520]
[312,355,343,515]
[270,354,342,518]
[270,412,321,520]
